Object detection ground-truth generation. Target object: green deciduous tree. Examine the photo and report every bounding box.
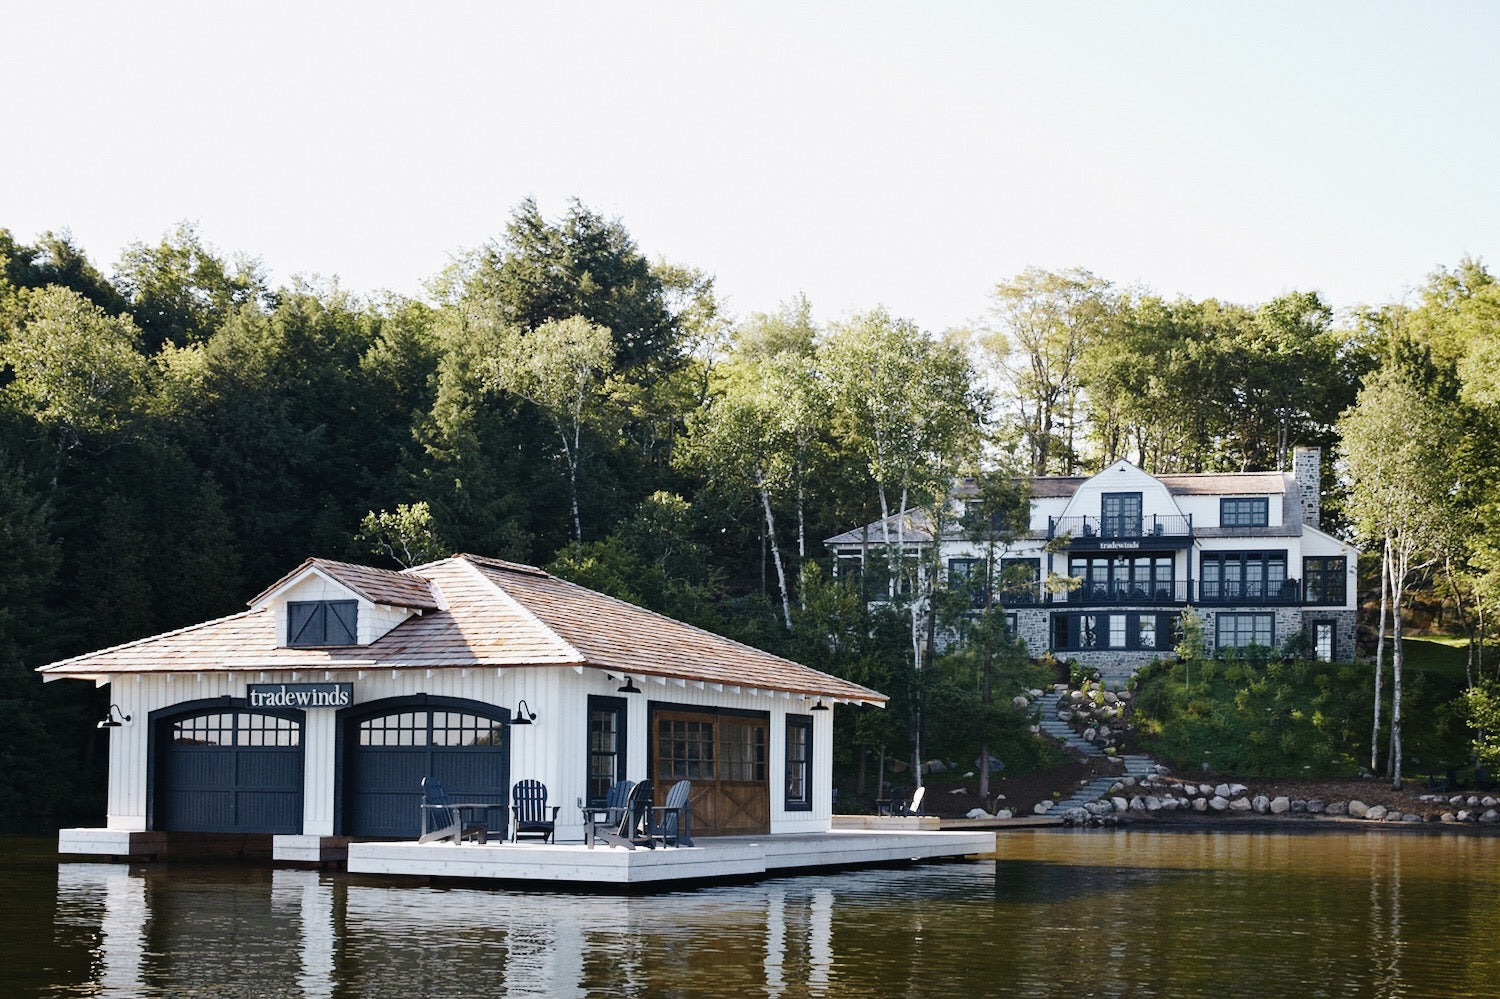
[1340,364,1456,787]
[982,267,1114,474]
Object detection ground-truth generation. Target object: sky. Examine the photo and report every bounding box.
[6,1,1499,333]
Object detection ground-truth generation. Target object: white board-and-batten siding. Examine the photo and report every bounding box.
[98,666,834,838]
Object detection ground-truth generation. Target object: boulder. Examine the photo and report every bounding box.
[1252,795,1270,814]
[1401,813,1424,823]
[1209,795,1229,812]
[1229,797,1252,812]
[996,809,1013,819]
[1270,796,1291,815]
[1290,800,1307,813]
[1306,799,1327,814]
[1228,783,1249,797]
[1365,804,1388,821]
[966,808,992,820]
[1012,695,1030,710]
[1129,797,1147,812]
[1111,796,1129,814]
[1215,783,1232,798]
[1440,812,1458,823]
[1324,801,1349,816]
[1481,809,1500,824]
[1144,796,1162,812]
[1033,801,1053,814]
[1348,800,1369,818]
[1192,797,1208,812]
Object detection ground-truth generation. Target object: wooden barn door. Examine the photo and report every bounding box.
[651,706,769,836]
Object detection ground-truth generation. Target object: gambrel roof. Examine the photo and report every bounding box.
[37,554,886,705]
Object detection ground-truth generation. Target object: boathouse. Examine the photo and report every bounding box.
[39,554,894,866]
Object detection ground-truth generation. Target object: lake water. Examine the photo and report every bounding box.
[5,827,1498,997]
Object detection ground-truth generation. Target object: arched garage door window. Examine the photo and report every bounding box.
[339,697,511,838]
[153,702,304,834]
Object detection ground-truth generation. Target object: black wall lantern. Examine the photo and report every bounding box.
[97,705,132,729]
[810,699,831,711]
[511,699,537,725]
[617,676,641,694]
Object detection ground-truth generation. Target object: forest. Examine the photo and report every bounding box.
[3,199,1500,816]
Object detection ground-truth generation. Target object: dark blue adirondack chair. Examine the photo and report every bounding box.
[511,778,561,843]
[651,779,694,847]
[580,779,635,847]
[419,776,488,844]
[597,779,655,849]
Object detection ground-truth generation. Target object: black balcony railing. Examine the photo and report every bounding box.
[1054,581,1191,606]
[1048,514,1193,543]
[1194,579,1303,606]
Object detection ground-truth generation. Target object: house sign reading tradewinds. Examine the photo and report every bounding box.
[247,682,353,709]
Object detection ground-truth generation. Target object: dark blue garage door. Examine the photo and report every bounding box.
[155,709,304,833]
[341,700,510,838]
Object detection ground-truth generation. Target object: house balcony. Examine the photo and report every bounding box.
[1047,514,1193,550]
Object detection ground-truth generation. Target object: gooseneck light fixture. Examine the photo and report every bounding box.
[617,676,641,694]
[810,699,830,711]
[511,699,537,726]
[97,705,132,729]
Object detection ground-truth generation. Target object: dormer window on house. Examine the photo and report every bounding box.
[1220,498,1269,528]
[288,600,358,647]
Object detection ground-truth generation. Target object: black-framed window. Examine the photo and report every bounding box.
[1051,611,1179,651]
[586,696,628,807]
[998,558,1041,603]
[1199,552,1288,602]
[287,600,357,647]
[1303,556,1347,605]
[1068,555,1175,602]
[948,557,986,609]
[1311,620,1336,662]
[1101,492,1143,537]
[1216,612,1274,650]
[785,714,813,811]
[1220,498,1269,528]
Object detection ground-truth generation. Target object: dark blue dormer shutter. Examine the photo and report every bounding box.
[287,600,359,646]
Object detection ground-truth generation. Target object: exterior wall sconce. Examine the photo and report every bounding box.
[97,705,132,729]
[810,699,830,711]
[512,699,537,726]
[617,676,641,694]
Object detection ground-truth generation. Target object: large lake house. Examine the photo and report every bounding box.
[39,554,922,877]
[826,448,1360,667]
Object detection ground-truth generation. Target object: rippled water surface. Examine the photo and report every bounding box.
[5,828,1499,997]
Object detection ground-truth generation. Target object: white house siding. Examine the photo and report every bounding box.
[98,665,834,838]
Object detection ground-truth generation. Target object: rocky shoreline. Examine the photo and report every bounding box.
[1046,770,1500,827]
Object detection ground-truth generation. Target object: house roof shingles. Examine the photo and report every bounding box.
[37,555,884,705]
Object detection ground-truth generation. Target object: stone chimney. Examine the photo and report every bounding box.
[1293,447,1320,528]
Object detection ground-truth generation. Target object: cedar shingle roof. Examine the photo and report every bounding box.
[37,554,885,704]
[250,557,440,610]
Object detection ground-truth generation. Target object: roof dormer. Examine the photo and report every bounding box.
[248,558,440,648]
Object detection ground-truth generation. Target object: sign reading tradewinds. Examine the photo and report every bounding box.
[247,682,353,709]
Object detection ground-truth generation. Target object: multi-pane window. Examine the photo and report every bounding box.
[1069,555,1175,602]
[587,696,627,806]
[658,718,716,780]
[1052,612,1179,652]
[785,714,812,811]
[1303,556,1347,605]
[358,710,502,747]
[1200,552,1288,601]
[1101,492,1143,537]
[174,712,300,747]
[948,557,986,608]
[1220,498,1270,528]
[720,719,767,782]
[287,600,357,647]
[1216,612,1274,650]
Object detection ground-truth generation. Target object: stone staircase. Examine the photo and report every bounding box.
[1036,687,1159,813]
